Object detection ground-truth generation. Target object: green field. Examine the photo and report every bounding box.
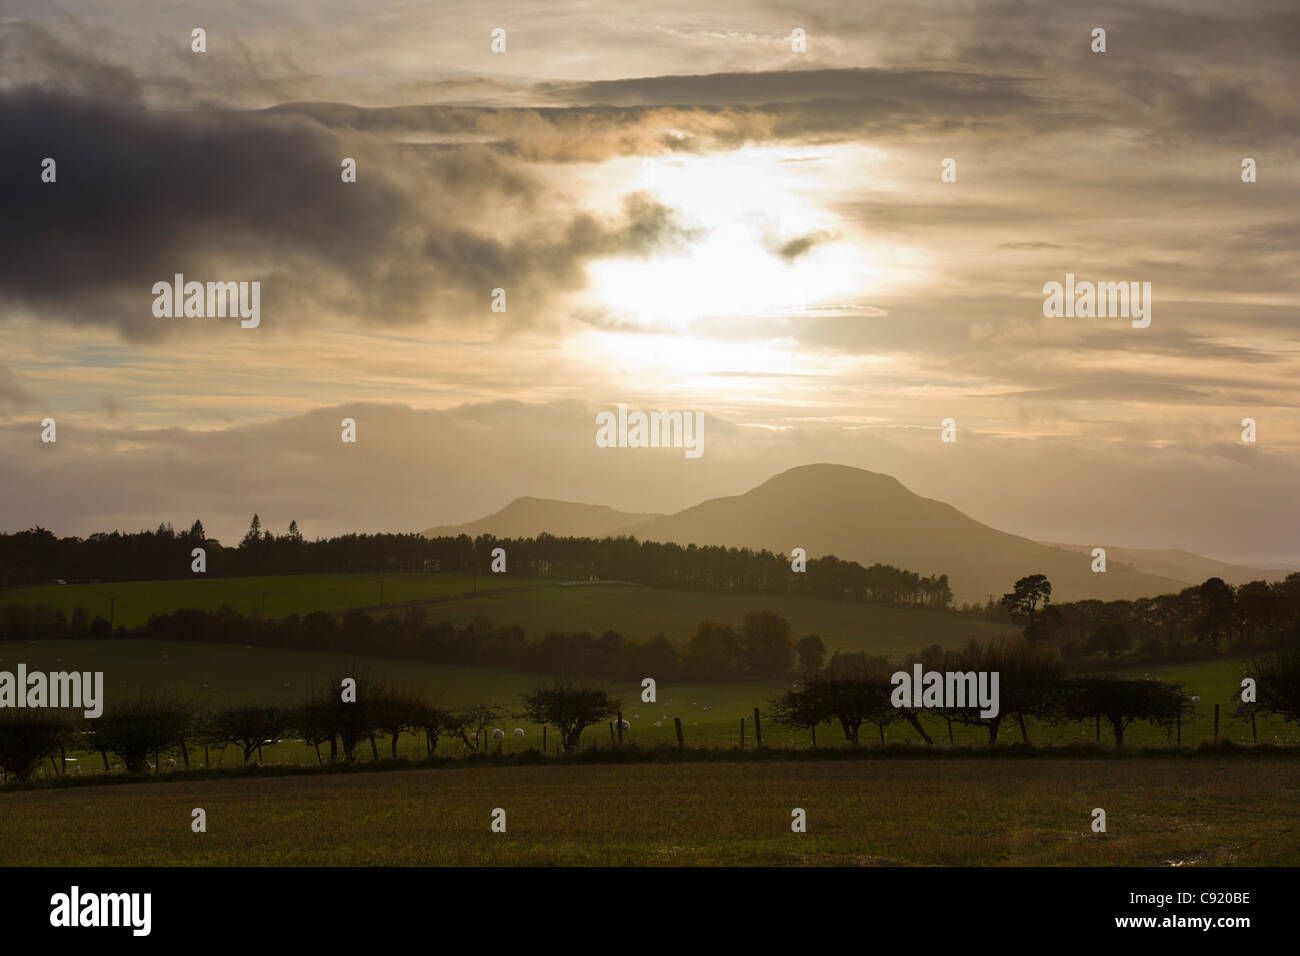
[1,572,530,628]
[3,640,1296,782]
[1,572,1016,655]
[3,758,1297,865]
[3,574,1295,783]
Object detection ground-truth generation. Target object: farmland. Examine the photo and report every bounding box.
[0,571,1016,655]
[0,572,529,628]
[2,640,1296,780]
[2,758,1297,865]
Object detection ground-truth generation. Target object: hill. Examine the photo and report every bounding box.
[424,496,659,540]
[621,465,1189,604]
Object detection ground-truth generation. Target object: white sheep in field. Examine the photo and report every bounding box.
[1190,696,1200,705]
[618,720,630,730]
[653,721,663,728]
[513,728,525,737]
[469,732,478,743]
[163,758,177,769]
[491,728,505,741]
[703,706,712,712]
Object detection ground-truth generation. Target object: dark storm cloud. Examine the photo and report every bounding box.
[0,90,697,339]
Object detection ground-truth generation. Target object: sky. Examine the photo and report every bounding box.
[2,0,1298,563]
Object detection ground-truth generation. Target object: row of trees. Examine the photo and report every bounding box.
[986,573,1300,661]
[774,640,1300,748]
[10,646,1300,783]
[0,523,953,609]
[0,675,620,782]
[0,603,819,681]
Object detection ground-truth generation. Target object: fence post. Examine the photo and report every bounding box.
[617,711,623,744]
[542,725,546,754]
[609,721,615,745]
[1095,715,1100,742]
[947,718,954,746]
[753,708,763,748]
[1176,712,1181,746]
[1251,711,1257,743]
[1214,703,1220,738]
[740,717,745,750]
[674,717,684,750]
[811,723,816,748]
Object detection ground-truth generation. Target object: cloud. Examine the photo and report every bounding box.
[0,366,36,413]
[0,88,699,339]
[769,230,835,262]
[0,22,142,102]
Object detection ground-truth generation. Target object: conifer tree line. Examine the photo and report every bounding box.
[2,522,951,608]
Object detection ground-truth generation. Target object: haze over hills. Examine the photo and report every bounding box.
[1040,543,1288,589]
[424,496,661,541]
[425,463,1228,604]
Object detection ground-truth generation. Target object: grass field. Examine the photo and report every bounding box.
[3,758,1297,865]
[0,572,530,628]
[3,639,1297,783]
[0,572,1016,655]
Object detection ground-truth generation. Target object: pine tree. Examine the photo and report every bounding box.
[241,514,262,548]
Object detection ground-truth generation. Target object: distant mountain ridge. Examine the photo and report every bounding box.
[1040,542,1285,589]
[424,464,1290,604]
[424,496,660,541]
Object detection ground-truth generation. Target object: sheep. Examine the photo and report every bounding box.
[618,719,630,730]
[1191,695,1201,705]
[470,732,478,742]
[653,721,663,728]
[491,728,505,741]
[513,728,525,737]
[703,706,712,712]
[163,757,177,769]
